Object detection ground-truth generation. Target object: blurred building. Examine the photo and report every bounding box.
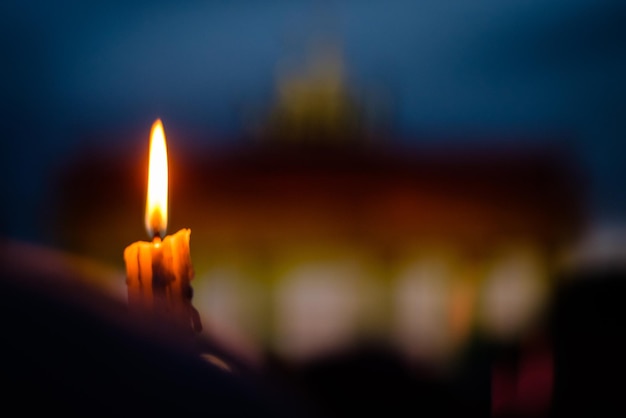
[53,50,584,367]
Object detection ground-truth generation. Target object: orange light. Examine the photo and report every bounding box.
[145,119,168,238]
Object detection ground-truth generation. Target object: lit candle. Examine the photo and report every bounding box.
[124,119,202,333]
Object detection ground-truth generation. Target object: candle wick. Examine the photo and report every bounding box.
[152,234,162,244]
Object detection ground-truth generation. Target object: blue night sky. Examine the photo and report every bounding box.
[1,0,625,242]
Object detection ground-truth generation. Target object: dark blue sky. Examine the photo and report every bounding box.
[2,0,625,242]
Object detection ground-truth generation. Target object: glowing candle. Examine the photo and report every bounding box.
[124,119,202,333]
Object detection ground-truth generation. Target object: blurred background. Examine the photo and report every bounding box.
[1,1,626,416]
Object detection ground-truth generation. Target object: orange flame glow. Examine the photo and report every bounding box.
[145,119,168,238]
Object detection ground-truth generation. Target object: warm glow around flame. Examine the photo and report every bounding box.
[145,119,168,238]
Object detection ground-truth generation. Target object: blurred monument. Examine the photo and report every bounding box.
[54,40,584,373]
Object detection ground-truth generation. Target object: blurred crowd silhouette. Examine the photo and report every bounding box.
[2,240,626,417]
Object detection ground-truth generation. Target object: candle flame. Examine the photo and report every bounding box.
[145,119,168,238]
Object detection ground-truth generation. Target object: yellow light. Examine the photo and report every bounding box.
[145,118,168,238]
